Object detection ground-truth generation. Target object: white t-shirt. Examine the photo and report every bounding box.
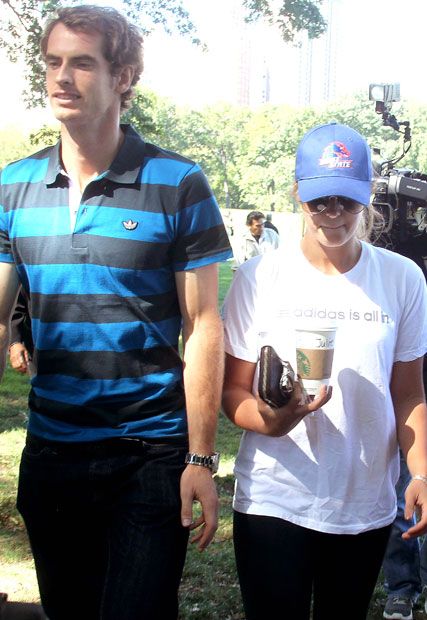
[223,242,427,534]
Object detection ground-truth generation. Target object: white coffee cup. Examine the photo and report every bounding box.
[295,326,337,396]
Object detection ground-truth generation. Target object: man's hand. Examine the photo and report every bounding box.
[256,380,333,436]
[9,342,30,374]
[180,465,219,551]
[402,479,427,539]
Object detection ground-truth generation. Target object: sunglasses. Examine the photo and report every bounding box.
[305,196,365,215]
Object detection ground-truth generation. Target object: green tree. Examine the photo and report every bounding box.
[237,104,321,212]
[122,88,163,141]
[0,127,34,168]
[168,104,251,209]
[243,0,326,42]
[395,101,427,173]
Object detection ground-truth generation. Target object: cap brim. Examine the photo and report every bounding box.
[298,177,371,206]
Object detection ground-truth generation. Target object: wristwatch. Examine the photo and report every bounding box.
[185,452,220,474]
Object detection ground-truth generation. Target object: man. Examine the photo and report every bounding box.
[0,6,232,620]
[233,210,280,268]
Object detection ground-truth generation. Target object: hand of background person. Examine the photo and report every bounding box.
[8,342,30,374]
[402,479,427,539]
[180,465,219,551]
[256,380,333,437]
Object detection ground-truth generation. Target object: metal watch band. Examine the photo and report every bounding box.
[184,452,220,473]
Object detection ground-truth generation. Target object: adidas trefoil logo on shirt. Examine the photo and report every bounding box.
[123,219,138,230]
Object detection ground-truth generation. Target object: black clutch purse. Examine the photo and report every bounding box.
[258,345,295,408]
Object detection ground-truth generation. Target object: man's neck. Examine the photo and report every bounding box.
[60,119,125,192]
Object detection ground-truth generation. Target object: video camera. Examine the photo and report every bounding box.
[369,83,427,271]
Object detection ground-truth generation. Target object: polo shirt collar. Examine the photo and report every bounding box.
[106,124,146,183]
[45,141,65,186]
[44,124,146,186]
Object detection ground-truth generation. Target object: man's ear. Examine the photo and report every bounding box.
[115,65,135,94]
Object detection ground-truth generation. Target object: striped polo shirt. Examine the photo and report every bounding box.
[0,125,232,442]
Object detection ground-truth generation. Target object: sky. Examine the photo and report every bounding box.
[1,0,427,130]
[142,0,427,106]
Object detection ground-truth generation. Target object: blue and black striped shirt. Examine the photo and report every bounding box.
[0,125,232,442]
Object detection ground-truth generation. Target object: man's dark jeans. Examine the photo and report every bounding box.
[17,433,189,620]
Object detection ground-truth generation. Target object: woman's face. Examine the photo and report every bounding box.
[301,197,364,250]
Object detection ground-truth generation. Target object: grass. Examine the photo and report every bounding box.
[0,261,420,618]
[0,365,37,602]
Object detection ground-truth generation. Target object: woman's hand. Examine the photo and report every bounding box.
[256,380,332,436]
[223,354,333,436]
[403,478,427,539]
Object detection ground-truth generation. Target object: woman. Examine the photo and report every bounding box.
[222,122,427,620]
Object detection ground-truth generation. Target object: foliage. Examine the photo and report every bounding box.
[0,1,57,108]
[122,88,174,142]
[29,125,60,148]
[243,0,327,42]
[238,105,303,211]
[0,128,34,168]
[174,104,252,209]
[121,0,200,42]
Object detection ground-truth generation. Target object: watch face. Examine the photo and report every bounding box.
[210,452,220,473]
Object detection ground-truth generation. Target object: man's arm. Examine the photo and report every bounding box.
[0,263,21,379]
[392,357,427,539]
[175,263,222,551]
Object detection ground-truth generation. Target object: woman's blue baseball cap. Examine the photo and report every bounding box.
[295,122,373,206]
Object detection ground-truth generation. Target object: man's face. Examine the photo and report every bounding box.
[249,218,265,237]
[44,23,123,127]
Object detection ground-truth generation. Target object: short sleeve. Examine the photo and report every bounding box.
[171,165,232,271]
[222,263,260,363]
[0,171,13,263]
[394,261,427,362]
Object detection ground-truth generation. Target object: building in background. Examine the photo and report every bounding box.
[296,0,341,106]
[144,0,347,109]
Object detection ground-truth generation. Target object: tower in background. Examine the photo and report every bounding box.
[297,0,341,106]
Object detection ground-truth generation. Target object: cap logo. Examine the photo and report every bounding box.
[319,141,352,169]
[123,219,138,230]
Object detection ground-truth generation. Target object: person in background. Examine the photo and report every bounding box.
[222,122,427,620]
[381,234,427,620]
[0,5,232,620]
[8,291,33,374]
[382,451,427,620]
[263,212,279,235]
[234,210,280,268]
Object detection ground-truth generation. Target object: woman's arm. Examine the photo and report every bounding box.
[392,356,427,538]
[222,353,332,437]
